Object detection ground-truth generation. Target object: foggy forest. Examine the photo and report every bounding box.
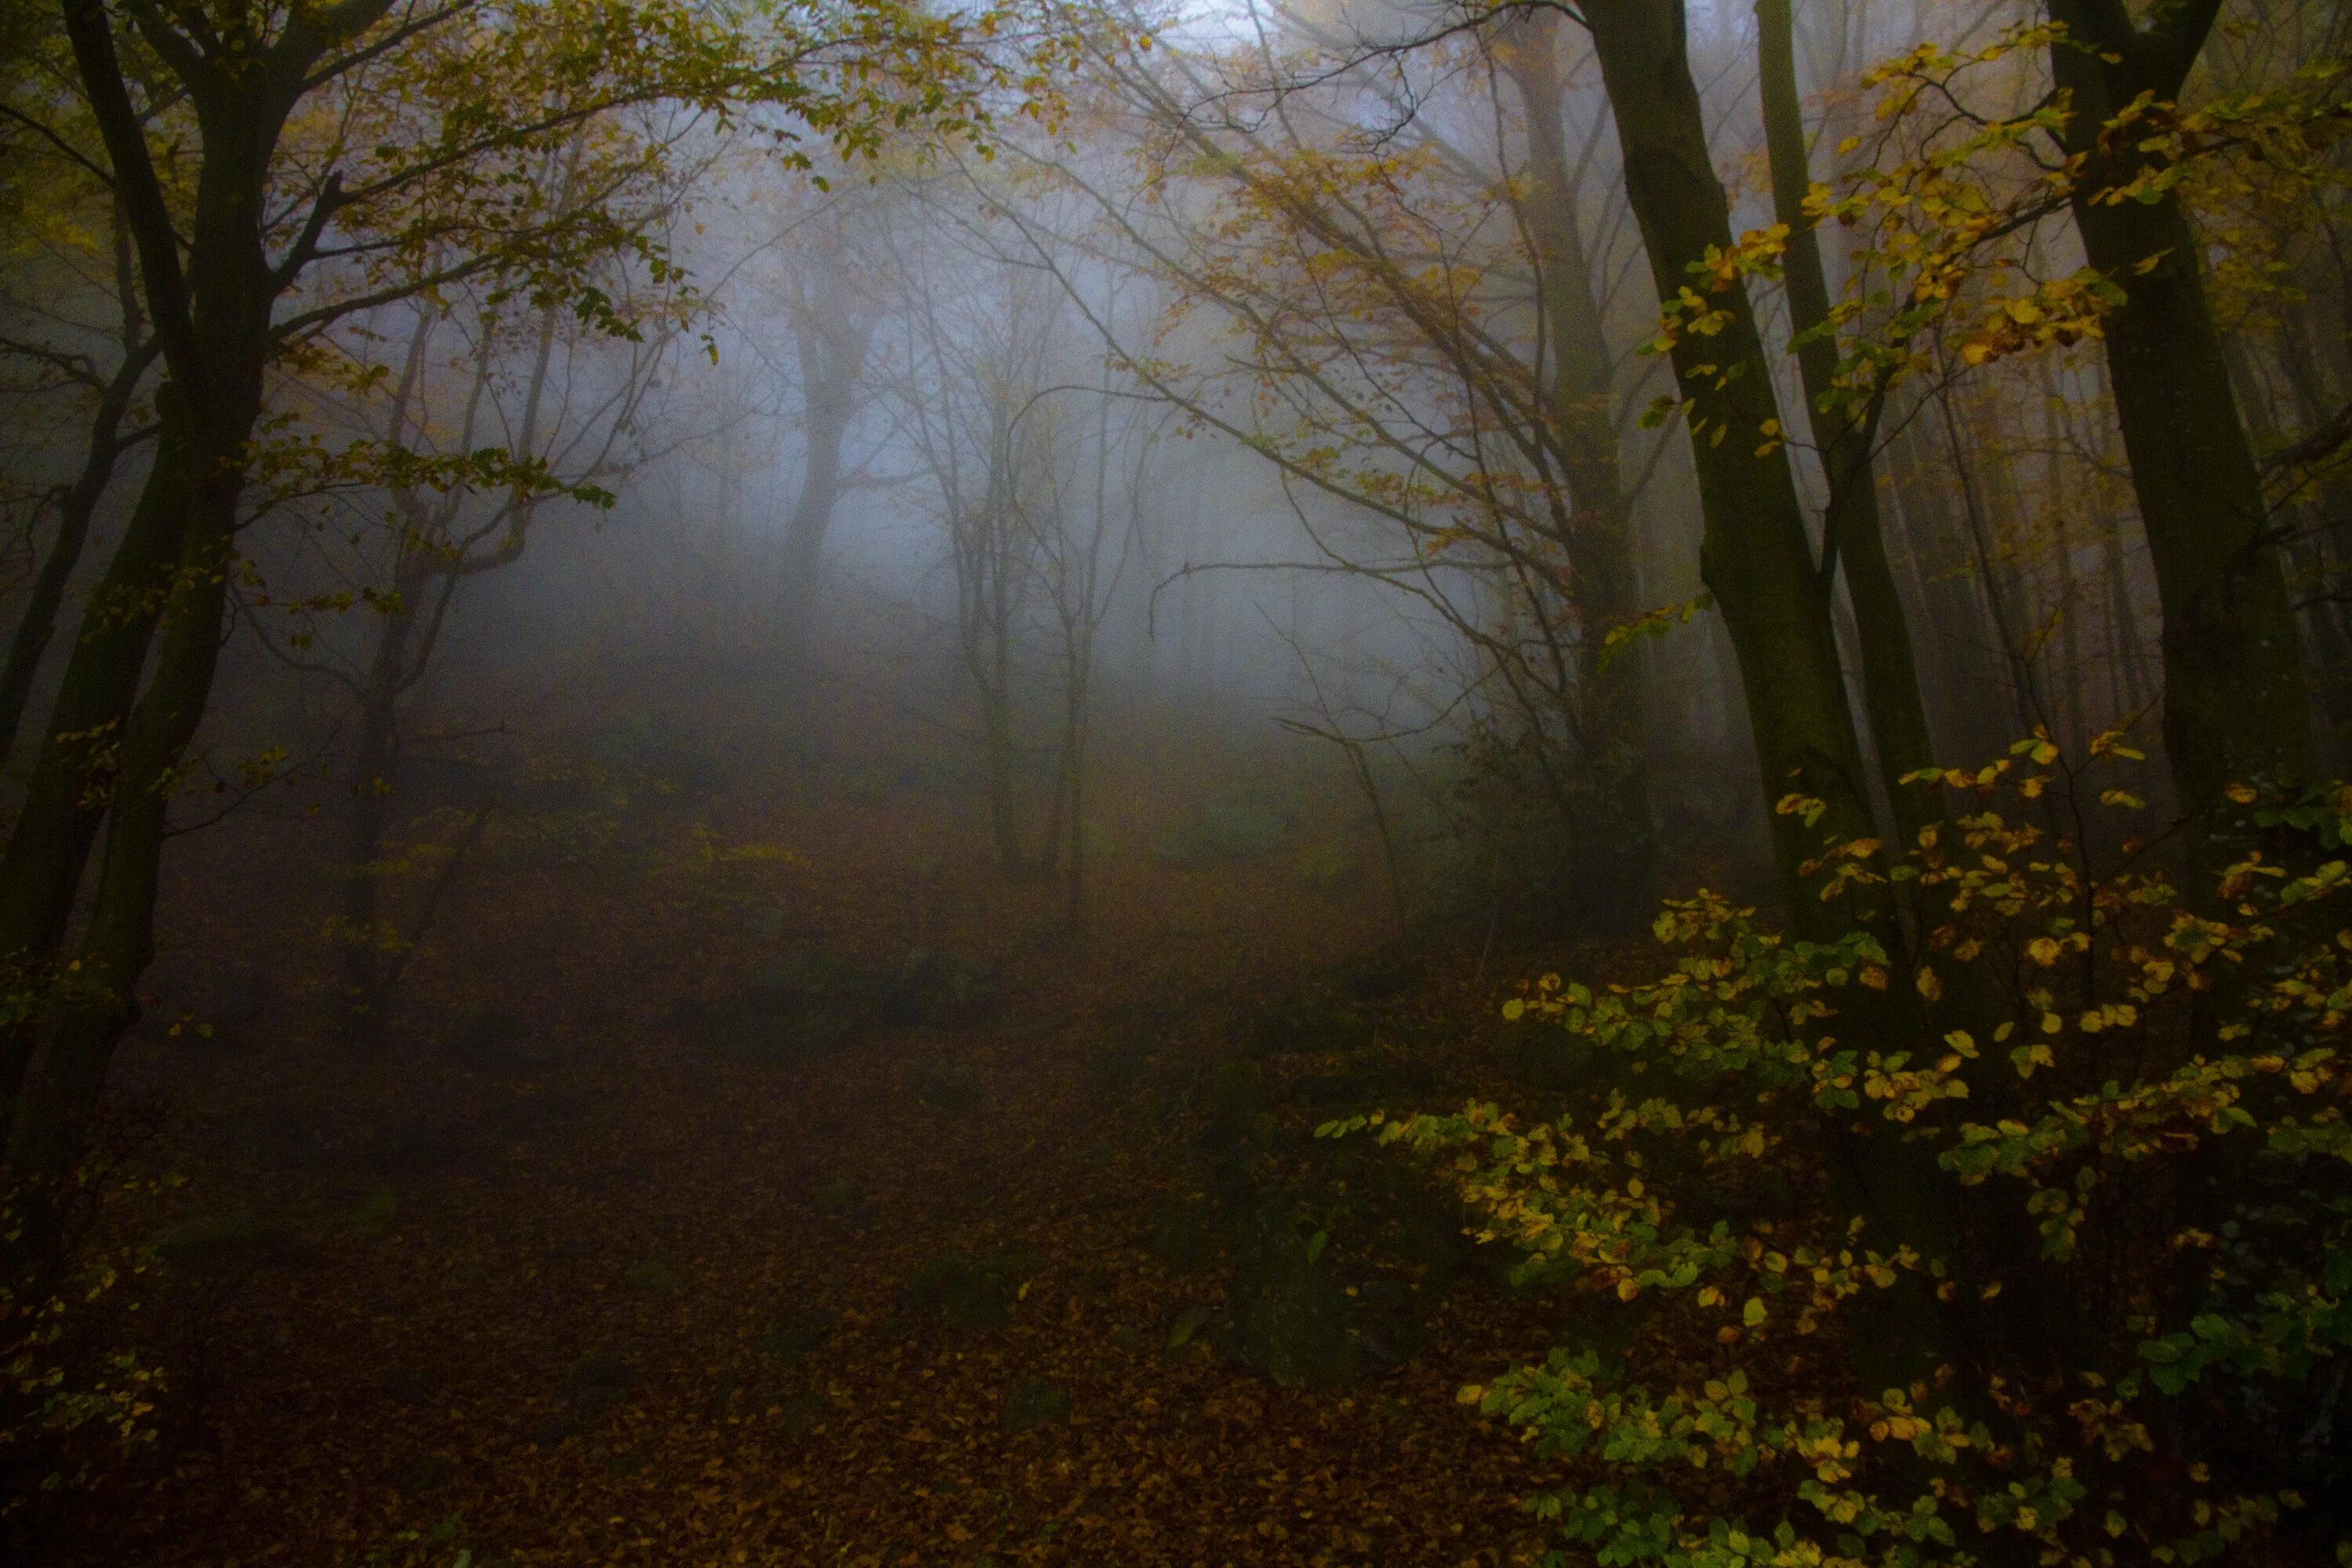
[3,0,2351,1563]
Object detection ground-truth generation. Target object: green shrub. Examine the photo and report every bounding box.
[1335,739,2352,1566]
[1,1157,165,1527]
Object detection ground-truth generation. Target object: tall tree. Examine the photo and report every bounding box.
[301,278,680,1033]
[1755,0,1941,849]
[776,205,880,670]
[1039,12,1680,924]
[1580,0,1880,922]
[1,0,1007,1183]
[1494,6,1655,920]
[887,240,1066,875]
[0,11,158,761]
[2045,0,2316,862]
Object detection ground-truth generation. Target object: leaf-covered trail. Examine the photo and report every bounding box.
[67,714,1564,1567]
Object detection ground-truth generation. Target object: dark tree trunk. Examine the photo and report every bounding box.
[1755,0,1941,848]
[1498,8,1655,924]
[2049,0,2315,871]
[6,382,249,1174]
[1582,0,1975,1425]
[1886,416,2020,767]
[777,251,875,670]
[0,238,154,762]
[4,0,376,1172]
[0,399,217,1109]
[337,581,421,1029]
[1581,0,1878,922]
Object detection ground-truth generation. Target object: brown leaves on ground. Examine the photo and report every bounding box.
[55,702,1579,1568]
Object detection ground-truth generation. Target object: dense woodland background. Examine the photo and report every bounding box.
[3,0,2351,1563]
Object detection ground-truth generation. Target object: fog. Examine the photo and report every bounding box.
[5,1,2350,1563]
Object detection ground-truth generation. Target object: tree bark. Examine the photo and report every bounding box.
[1581,0,1878,924]
[2048,0,2315,866]
[337,577,420,1026]
[1497,9,1655,924]
[0,400,212,1109]
[0,346,154,764]
[1755,0,1941,848]
[777,245,874,669]
[4,0,363,1168]
[1888,412,2030,763]
[6,388,248,1174]
[0,206,154,761]
[1581,0,1981,1428]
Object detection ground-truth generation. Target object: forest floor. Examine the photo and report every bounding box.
[42,689,1639,1568]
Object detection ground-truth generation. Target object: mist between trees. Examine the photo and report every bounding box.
[4,1,2352,1565]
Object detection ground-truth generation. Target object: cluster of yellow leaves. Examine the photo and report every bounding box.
[1639,20,2350,460]
[1356,723,2352,1567]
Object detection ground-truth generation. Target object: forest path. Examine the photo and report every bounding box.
[71,733,1564,1568]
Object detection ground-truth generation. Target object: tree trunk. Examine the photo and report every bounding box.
[2239,324,2352,764]
[2048,0,2316,867]
[777,262,873,670]
[0,397,209,1118]
[5,0,294,1167]
[1582,0,1978,1423]
[338,584,420,1030]
[2100,505,2155,722]
[6,390,248,1174]
[1581,0,1878,924]
[982,696,1025,873]
[1888,412,2030,763]
[1497,9,1655,924]
[0,340,154,762]
[1948,388,2053,734]
[1063,671,1087,931]
[1755,0,1941,849]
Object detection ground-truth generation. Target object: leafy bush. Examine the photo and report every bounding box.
[887,949,1001,1029]
[1331,735,2352,1566]
[1,1158,165,1528]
